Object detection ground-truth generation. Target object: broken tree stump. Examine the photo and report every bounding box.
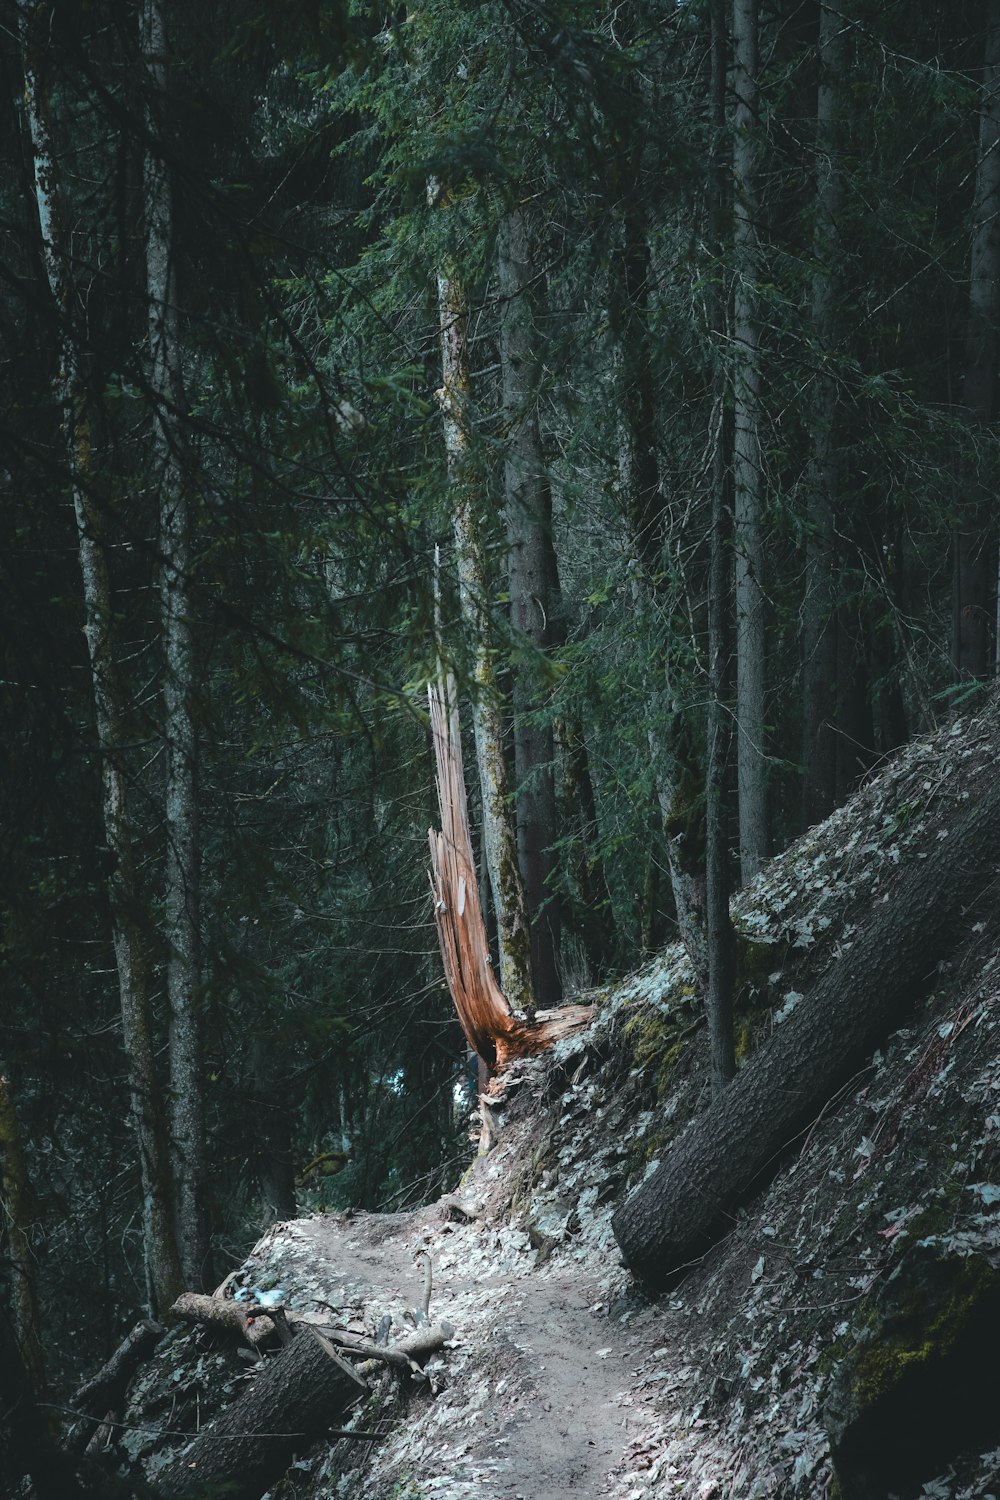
[154,1326,368,1500]
[613,769,1000,1290]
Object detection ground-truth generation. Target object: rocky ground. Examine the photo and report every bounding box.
[121,698,1000,1500]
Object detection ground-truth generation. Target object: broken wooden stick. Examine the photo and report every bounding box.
[330,1319,455,1375]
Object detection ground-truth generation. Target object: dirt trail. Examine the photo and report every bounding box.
[266,1208,665,1500]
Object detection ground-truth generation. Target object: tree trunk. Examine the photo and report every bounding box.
[954,0,1000,680]
[142,0,210,1294]
[252,1037,297,1223]
[19,0,183,1316]
[430,179,534,1015]
[704,0,736,1093]
[555,715,615,976]
[428,671,593,1071]
[612,767,1000,1289]
[497,201,562,1007]
[0,1073,45,1400]
[732,0,769,881]
[802,0,846,826]
[614,177,709,987]
[154,1327,369,1500]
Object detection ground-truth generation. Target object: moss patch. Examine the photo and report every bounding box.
[824,1245,1000,1497]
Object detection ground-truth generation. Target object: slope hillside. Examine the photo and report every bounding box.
[115,696,1000,1500]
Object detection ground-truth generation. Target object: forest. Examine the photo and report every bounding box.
[2,0,999,1495]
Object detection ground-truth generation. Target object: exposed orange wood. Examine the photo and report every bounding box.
[428,672,592,1071]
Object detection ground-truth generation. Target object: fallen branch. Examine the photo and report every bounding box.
[64,1318,163,1454]
[331,1320,455,1375]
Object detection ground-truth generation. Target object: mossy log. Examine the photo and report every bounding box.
[612,771,1000,1289]
[154,1326,368,1500]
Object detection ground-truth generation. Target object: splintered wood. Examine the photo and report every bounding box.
[427,670,592,1071]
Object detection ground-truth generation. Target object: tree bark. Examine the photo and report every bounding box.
[430,179,535,1015]
[732,0,769,881]
[954,0,1000,680]
[170,1291,275,1345]
[802,0,846,826]
[251,1036,297,1223]
[612,765,1000,1289]
[19,0,183,1316]
[704,0,736,1093]
[154,1327,369,1500]
[0,1073,45,1400]
[555,714,615,975]
[613,175,709,984]
[497,201,562,1007]
[142,0,210,1294]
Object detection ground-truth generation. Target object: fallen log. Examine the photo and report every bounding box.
[64,1318,163,1454]
[154,1326,368,1500]
[612,768,1000,1290]
[170,1290,274,1346]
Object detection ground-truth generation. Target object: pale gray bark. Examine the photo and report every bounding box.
[497,202,561,1008]
[802,1,846,827]
[732,0,769,882]
[19,0,182,1315]
[705,0,735,1092]
[142,0,210,1293]
[429,179,534,1016]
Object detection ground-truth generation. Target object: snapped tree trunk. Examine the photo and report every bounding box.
[19,0,183,1315]
[732,0,769,882]
[430,178,534,1015]
[802,0,846,826]
[954,0,1000,680]
[142,0,210,1293]
[154,1327,369,1500]
[428,670,593,1071]
[497,201,562,1008]
[612,767,1000,1289]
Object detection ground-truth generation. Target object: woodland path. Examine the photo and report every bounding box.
[264,1206,668,1500]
